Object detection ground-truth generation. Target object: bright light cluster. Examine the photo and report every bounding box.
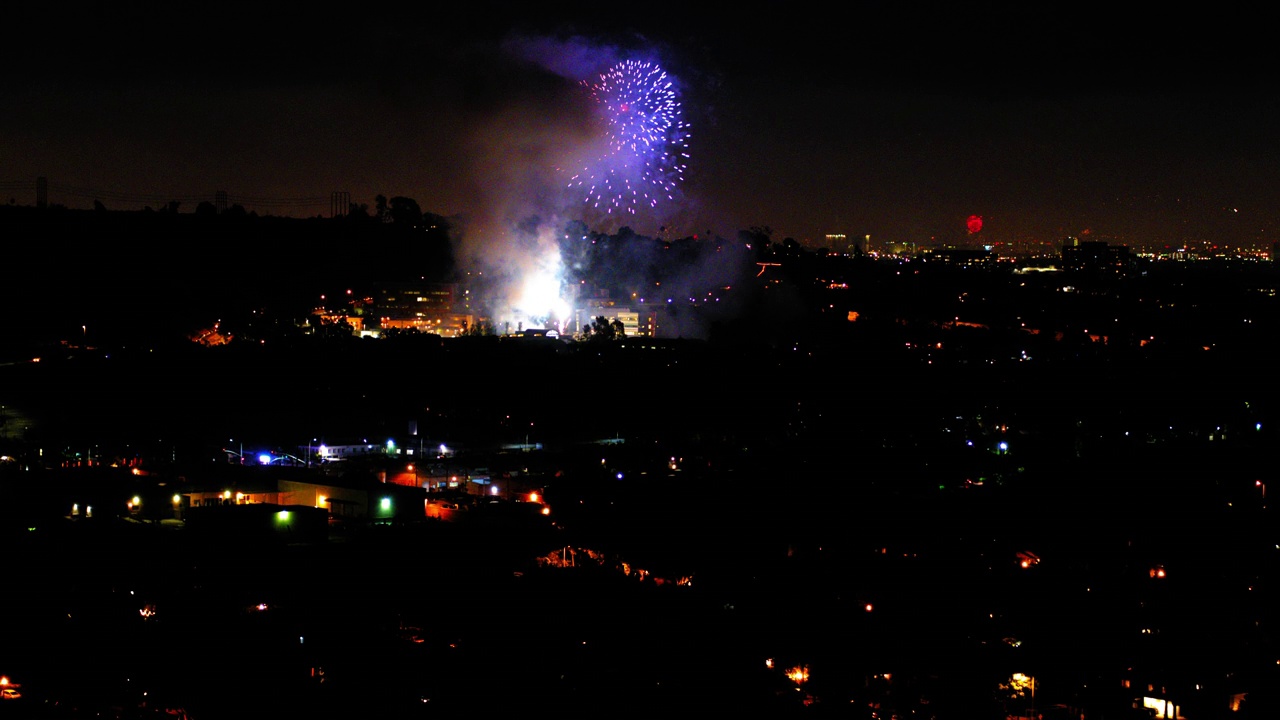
[568,59,690,215]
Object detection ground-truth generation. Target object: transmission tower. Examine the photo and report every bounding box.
[331,191,350,218]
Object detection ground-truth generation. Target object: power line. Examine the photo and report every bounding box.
[224,194,329,206]
[1,179,339,214]
[49,184,209,204]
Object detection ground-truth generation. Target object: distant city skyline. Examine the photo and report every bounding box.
[3,3,1277,250]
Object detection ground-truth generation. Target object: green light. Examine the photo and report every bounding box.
[380,497,392,511]
[276,510,291,522]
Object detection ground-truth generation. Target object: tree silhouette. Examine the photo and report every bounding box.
[580,315,624,342]
[462,318,495,336]
[388,196,423,227]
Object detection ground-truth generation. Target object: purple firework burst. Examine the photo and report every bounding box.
[568,60,690,215]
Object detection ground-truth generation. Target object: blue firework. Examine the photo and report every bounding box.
[568,60,690,215]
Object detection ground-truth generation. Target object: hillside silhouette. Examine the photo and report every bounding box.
[1,203,454,353]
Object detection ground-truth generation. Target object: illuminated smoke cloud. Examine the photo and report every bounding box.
[447,33,734,336]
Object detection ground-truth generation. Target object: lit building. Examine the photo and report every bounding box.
[1061,239,1133,275]
[918,247,995,267]
[574,303,653,338]
[181,465,426,525]
[373,281,474,336]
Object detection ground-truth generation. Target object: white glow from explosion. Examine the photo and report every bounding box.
[512,244,572,332]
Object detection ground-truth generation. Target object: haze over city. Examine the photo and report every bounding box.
[3,1,1277,249]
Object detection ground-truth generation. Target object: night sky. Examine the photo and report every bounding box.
[3,2,1277,250]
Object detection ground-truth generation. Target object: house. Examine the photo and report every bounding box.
[180,464,427,528]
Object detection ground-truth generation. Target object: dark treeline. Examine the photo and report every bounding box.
[0,202,455,351]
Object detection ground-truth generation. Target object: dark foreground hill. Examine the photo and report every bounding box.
[0,204,454,353]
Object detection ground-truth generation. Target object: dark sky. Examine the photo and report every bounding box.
[4,1,1277,250]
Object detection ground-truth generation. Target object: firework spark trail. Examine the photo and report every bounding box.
[568,60,690,215]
